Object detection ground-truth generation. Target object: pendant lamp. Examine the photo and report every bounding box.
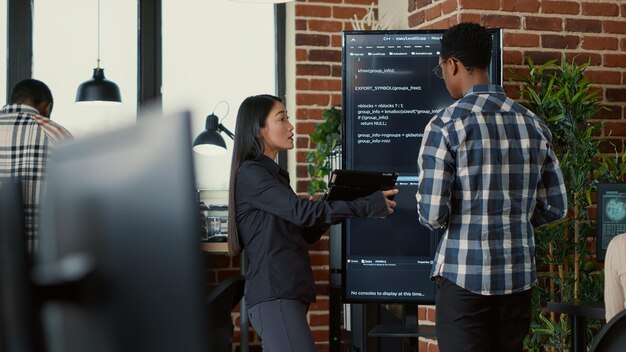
[76,0,121,103]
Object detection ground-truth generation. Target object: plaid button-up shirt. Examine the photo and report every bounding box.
[0,104,72,252]
[416,85,567,295]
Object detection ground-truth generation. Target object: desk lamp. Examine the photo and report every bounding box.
[193,102,234,155]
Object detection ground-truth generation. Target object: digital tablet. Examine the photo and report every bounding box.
[325,169,398,201]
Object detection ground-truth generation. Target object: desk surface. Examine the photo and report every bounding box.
[547,301,606,320]
[201,242,228,253]
[199,241,247,351]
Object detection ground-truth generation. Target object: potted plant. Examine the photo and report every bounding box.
[305,106,342,195]
[514,54,626,350]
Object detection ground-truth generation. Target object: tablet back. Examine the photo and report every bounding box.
[326,170,397,201]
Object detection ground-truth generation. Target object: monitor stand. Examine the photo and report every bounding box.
[369,303,436,349]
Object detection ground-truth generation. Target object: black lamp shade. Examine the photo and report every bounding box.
[192,114,228,155]
[76,68,122,103]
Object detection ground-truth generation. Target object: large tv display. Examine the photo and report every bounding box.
[342,29,503,303]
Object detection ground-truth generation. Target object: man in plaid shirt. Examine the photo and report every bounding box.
[416,23,567,351]
[0,79,72,253]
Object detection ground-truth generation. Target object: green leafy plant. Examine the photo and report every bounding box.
[525,312,571,351]
[305,106,342,195]
[513,54,626,350]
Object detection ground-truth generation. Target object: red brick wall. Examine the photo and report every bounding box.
[408,0,626,153]
[214,1,626,351]
[294,3,381,351]
[294,0,380,194]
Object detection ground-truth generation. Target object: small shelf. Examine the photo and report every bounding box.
[546,301,605,320]
[368,324,436,338]
[201,242,228,253]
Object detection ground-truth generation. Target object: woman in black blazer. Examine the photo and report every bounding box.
[227,94,397,351]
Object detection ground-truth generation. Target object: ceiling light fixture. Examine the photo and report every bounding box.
[75,0,122,103]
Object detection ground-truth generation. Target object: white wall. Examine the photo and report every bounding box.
[379,0,409,30]
[29,0,276,191]
[285,1,297,190]
[0,0,7,104]
[162,0,275,191]
[32,0,138,137]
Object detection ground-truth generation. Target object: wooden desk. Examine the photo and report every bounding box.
[546,301,605,352]
[201,242,228,253]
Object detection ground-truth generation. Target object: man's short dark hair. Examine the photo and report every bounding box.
[10,79,53,106]
[441,22,492,71]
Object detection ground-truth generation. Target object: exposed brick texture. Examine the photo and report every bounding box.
[581,36,619,51]
[308,49,342,62]
[565,18,602,33]
[459,0,500,11]
[605,20,626,35]
[506,33,540,47]
[541,1,580,15]
[541,34,580,49]
[308,20,343,32]
[409,0,432,12]
[526,16,564,31]
[581,2,619,17]
[501,0,540,13]
[482,14,522,29]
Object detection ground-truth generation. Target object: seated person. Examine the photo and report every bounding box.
[0,79,72,252]
[604,232,626,321]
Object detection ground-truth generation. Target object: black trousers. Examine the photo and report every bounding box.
[248,299,316,352]
[435,277,532,352]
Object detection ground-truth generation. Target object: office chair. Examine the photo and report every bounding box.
[206,274,245,352]
[590,309,626,352]
[0,180,44,352]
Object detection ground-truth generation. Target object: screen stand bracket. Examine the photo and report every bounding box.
[367,304,436,351]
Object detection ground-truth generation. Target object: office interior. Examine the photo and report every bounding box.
[1,0,626,351]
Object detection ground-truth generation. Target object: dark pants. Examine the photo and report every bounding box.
[248,299,315,352]
[435,277,532,352]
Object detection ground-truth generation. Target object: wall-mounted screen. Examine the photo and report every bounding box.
[341,29,503,303]
[596,183,626,261]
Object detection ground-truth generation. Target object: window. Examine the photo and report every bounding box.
[163,1,276,190]
[33,0,137,137]
[0,0,7,103]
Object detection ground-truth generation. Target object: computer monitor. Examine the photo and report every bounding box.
[596,183,626,261]
[341,29,502,303]
[36,112,209,352]
[0,180,42,352]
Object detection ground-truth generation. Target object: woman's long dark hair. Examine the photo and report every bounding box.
[227,94,282,255]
